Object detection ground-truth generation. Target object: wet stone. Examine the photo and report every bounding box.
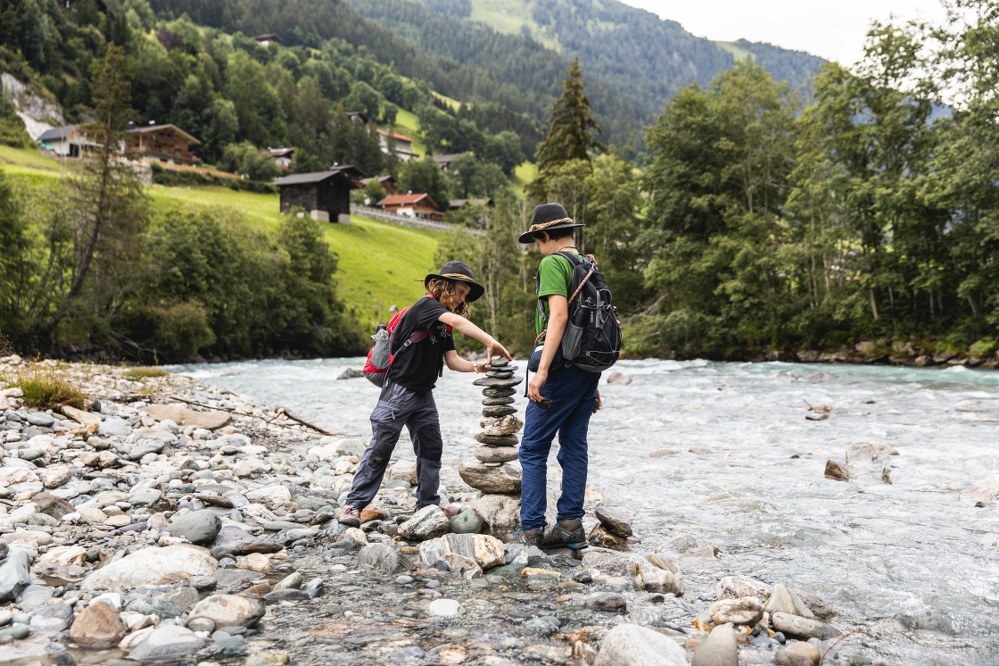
[474,433,520,446]
[483,387,517,398]
[474,445,519,463]
[486,370,515,378]
[473,376,523,389]
[482,405,518,418]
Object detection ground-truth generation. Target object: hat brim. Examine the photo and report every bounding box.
[424,274,484,302]
[517,223,585,244]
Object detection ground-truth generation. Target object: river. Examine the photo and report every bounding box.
[173,358,999,664]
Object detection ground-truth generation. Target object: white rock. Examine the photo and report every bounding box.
[38,465,72,488]
[0,504,36,525]
[594,624,687,666]
[188,594,265,628]
[127,623,204,662]
[121,610,157,631]
[427,599,461,617]
[81,545,218,592]
[35,545,88,571]
[76,506,108,524]
[91,593,124,610]
[233,459,269,477]
[245,485,291,504]
[0,467,40,490]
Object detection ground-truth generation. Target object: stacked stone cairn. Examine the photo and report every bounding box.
[460,357,525,537]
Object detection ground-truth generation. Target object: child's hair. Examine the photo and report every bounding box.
[427,277,470,317]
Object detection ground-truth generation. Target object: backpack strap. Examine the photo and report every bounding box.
[390,306,430,356]
[395,329,428,354]
[536,251,593,329]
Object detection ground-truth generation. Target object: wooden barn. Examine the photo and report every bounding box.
[274,166,365,223]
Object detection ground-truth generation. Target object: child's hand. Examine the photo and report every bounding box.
[488,340,512,362]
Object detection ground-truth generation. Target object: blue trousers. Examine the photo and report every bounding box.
[518,365,600,530]
[346,381,444,510]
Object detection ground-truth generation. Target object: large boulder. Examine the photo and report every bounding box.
[82,545,217,592]
[418,534,504,571]
[398,506,450,541]
[594,624,687,666]
[142,404,231,430]
[470,495,520,535]
[188,594,265,628]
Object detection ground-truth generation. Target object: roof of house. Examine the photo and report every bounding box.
[377,193,439,208]
[126,124,201,145]
[434,153,466,164]
[376,129,414,144]
[362,175,396,185]
[37,125,76,142]
[449,197,493,209]
[274,165,366,187]
[268,147,296,158]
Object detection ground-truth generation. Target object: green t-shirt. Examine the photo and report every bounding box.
[534,252,577,337]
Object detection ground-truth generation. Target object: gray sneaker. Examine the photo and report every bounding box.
[336,505,361,527]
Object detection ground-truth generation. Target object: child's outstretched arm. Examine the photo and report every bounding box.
[439,312,512,366]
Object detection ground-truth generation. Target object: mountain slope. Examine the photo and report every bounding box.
[352,0,826,148]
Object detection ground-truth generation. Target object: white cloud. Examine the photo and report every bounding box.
[618,0,948,65]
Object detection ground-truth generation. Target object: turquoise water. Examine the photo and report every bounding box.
[173,358,999,663]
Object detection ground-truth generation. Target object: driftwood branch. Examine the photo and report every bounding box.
[167,395,336,436]
[270,407,336,436]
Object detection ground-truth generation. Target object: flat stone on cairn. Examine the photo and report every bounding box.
[465,357,525,535]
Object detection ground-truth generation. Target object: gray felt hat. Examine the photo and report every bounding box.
[424,260,484,302]
[518,202,585,244]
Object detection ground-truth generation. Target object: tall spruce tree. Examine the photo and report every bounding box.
[45,43,149,340]
[535,58,606,174]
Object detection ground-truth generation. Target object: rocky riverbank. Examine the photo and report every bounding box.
[1,357,881,666]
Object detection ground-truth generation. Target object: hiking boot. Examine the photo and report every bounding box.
[503,527,543,547]
[540,518,588,550]
[336,505,361,527]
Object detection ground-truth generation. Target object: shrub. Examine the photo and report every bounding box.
[969,338,997,358]
[152,301,216,361]
[15,372,87,410]
[123,367,169,380]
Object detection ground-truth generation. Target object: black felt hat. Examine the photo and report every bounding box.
[518,202,585,244]
[424,260,484,302]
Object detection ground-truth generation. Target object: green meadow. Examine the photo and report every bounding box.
[0,146,443,331]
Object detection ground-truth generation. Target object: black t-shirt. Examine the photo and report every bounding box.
[387,296,455,393]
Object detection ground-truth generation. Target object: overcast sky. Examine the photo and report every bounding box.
[617,0,948,66]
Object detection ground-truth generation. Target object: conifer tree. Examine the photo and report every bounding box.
[43,43,149,340]
[535,58,606,173]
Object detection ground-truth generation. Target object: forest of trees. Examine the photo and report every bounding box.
[1,0,996,364]
[435,1,999,362]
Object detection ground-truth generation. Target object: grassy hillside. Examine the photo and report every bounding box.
[0,146,443,332]
[716,41,755,62]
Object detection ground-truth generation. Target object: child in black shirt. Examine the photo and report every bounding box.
[338,260,512,525]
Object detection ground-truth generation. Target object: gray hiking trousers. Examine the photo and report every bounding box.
[345,380,444,510]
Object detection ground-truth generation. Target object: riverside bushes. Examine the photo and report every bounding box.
[0,169,366,361]
[122,207,366,361]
